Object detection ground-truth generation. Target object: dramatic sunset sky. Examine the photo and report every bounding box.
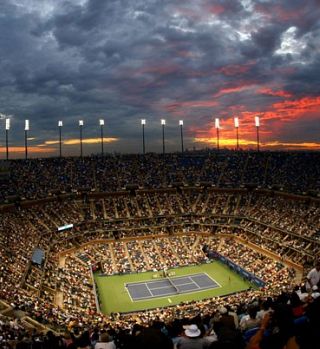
[0,0,320,157]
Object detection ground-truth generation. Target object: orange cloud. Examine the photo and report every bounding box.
[0,146,56,154]
[272,96,320,115]
[191,95,320,150]
[194,138,320,150]
[217,61,256,76]
[59,137,119,145]
[214,82,256,97]
[258,88,292,98]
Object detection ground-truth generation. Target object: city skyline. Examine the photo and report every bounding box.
[0,0,320,158]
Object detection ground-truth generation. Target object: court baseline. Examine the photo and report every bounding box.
[126,272,220,301]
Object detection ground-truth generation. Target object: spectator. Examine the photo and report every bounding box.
[176,324,206,349]
[306,261,320,291]
[94,332,116,349]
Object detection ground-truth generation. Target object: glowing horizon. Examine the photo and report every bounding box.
[0,1,319,154]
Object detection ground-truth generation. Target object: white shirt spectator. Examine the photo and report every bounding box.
[306,265,320,290]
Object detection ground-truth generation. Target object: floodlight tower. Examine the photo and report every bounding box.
[58,121,63,158]
[215,118,220,151]
[255,116,260,152]
[179,120,184,153]
[161,119,166,155]
[79,120,84,157]
[5,118,10,160]
[25,120,29,160]
[141,119,146,155]
[234,117,239,151]
[99,119,104,155]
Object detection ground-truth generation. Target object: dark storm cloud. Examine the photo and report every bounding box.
[0,0,319,155]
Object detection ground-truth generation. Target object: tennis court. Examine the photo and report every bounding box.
[126,272,220,301]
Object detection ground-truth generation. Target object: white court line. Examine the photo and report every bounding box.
[126,272,206,287]
[129,281,221,301]
[203,271,222,288]
[127,279,172,287]
[124,282,134,303]
[172,281,194,287]
[148,284,177,290]
[125,281,152,302]
[127,272,222,301]
[188,277,201,289]
[132,289,179,301]
[145,283,153,296]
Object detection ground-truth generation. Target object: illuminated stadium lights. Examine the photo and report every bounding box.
[234,117,239,151]
[215,118,220,151]
[99,119,104,155]
[179,120,184,153]
[25,120,29,160]
[255,116,260,152]
[58,121,63,158]
[79,120,84,158]
[161,119,166,155]
[141,119,146,155]
[5,118,10,160]
[5,118,10,130]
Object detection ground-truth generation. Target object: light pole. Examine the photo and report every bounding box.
[58,121,63,158]
[215,118,220,151]
[79,120,84,157]
[5,118,10,160]
[234,117,239,151]
[141,119,146,155]
[99,119,104,155]
[179,120,184,153]
[161,119,166,155]
[25,120,29,160]
[255,116,260,152]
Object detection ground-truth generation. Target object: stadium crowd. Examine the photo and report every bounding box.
[0,151,319,203]
[0,151,319,348]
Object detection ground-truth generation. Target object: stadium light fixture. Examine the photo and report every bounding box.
[5,118,10,160]
[161,119,166,154]
[99,119,104,155]
[58,121,63,158]
[5,118,10,130]
[141,119,146,155]
[255,116,260,151]
[25,120,29,160]
[234,117,239,151]
[179,120,184,153]
[215,118,220,151]
[79,120,84,157]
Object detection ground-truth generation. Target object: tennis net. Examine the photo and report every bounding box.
[165,274,180,294]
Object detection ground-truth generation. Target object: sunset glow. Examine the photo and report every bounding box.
[0,1,319,156]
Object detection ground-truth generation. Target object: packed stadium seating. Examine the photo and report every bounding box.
[0,150,319,348]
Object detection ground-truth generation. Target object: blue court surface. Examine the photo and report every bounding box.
[126,273,220,301]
